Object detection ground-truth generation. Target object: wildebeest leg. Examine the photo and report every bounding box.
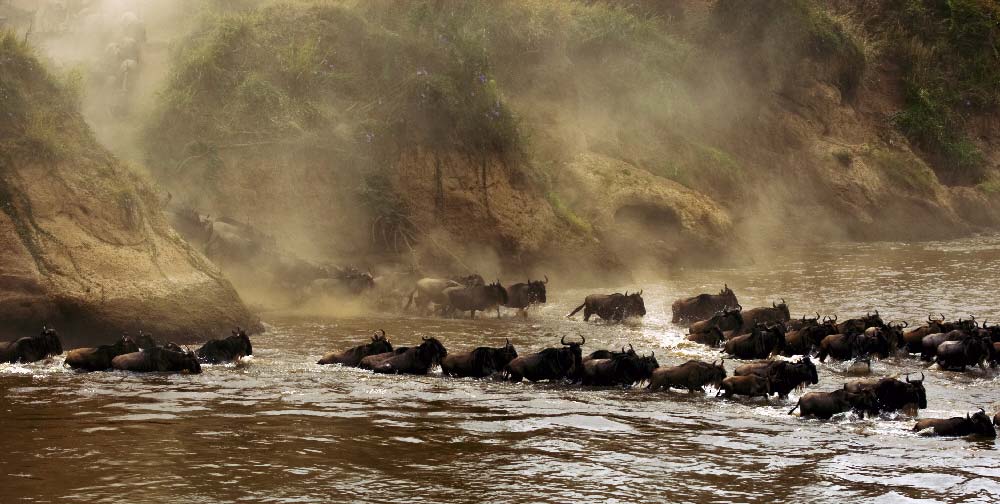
[496,306,501,319]
[519,308,527,318]
[470,310,476,320]
[583,307,592,321]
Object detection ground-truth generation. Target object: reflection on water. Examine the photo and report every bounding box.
[3,236,1000,502]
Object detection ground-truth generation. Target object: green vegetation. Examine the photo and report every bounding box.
[545,191,592,235]
[861,0,1000,184]
[866,147,938,196]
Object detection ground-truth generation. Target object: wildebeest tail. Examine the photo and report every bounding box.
[567,302,586,318]
[788,399,801,415]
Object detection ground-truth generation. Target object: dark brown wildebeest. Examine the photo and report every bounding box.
[735,300,791,335]
[0,326,63,364]
[846,374,927,412]
[903,315,947,354]
[688,306,743,336]
[717,374,771,398]
[317,330,392,366]
[920,329,971,361]
[372,337,448,375]
[504,277,548,317]
[913,409,996,439]
[65,334,139,371]
[581,349,658,387]
[503,336,585,382]
[783,315,838,356]
[687,326,726,347]
[441,339,518,378]
[111,345,201,374]
[196,328,253,364]
[935,335,991,371]
[567,291,646,322]
[836,311,885,336]
[648,360,726,392]
[405,278,463,315]
[817,327,895,362]
[724,323,786,359]
[444,281,509,319]
[671,285,739,323]
[734,357,818,398]
[786,313,820,332]
[358,347,410,370]
[789,385,880,419]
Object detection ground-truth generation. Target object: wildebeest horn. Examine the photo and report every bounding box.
[781,298,786,305]
[712,360,717,366]
[506,338,511,347]
[905,373,910,383]
[561,335,567,345]
[422,336,430,341]
[624,290,628,296]
[979,407,986,414]
[902,321,909,328]
[544,275,549,284]
[629,344,635,352]
[920,372,924,381]
[638,290,642,296]
[875,309,879,316]
[773,301,777,308]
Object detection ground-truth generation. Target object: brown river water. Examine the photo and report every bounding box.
[3,236,1000,503]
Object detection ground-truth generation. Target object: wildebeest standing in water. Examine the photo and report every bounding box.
[788,385,880,420]
[196,328,253,364]
[567,291,646,322]
[735,300,791,335]
[64,334,139,371]
[723,323,786,359]
[687,306,743,347]
[734,357,818,398]
[581,347,658,387]
[913,409,996,439]
[935,335,991,371]
[111,345,202,374]
[649,360,726,393]
[846,374,927,413]
[671,285,739,323]
[504,276,548,317]
[444,281,509,319]
[441,339,518,378]
[371,337,448,375]
[317,330,392,366]
[717,374,771,398]
[503,336,585,382]
[0,326,63,364]
[405,278,463,315]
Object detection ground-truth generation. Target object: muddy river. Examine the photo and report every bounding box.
[3,236,1000,502]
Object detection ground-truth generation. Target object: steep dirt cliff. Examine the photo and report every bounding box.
[0,33,258,346]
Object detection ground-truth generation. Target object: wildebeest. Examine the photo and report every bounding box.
[783,315,838,356]
[817,327,895,362]
[903,315,947,353]
[441,339,518,378]
[836,311,885,336]
[567,291,646,322]
[358,347,410,370]
[846,374,927,412]
[717,374,771,398]
[671,285,739,323]
[444,281,509,319]
[786,313,821,332]
[317,330,393,366]
[686,326,726,347]
[503,336,585,382]
[581,348,658,387]
[688,305,743,337]
[452,274,485,287]
[735,300,791,335]
[504,277,548,317]
[405,278,463,314]
[0,326,63,364]
[64,334,139,371]
[920,329,971,361]
[371,337,448,375]
[913,409,996,439]
[724,323,786,359]
[788,385,880,419]
[196,328,253,364]
[734,357,818,398]
[111,345,202,374]
[649,360,726,393]
[935,335,991,371]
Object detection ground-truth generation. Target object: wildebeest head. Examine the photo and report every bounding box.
[231,327,253,356]
[526,276,548,304]
[113,333,140,355]
[623,290,646,318]
[500,338,518,362]
[845,385,880,415]
[707,359,727,385]
[797,356,819,385]
[489,281,509,306]
[863,310,885,329]
[639,351,659,377]
[561,335,586,376]
[967,409,996,437]
[369,329,392,353]
[771,299,790,320]
[39,325,63,356]
[712,305,744,330]
[417,336,448,365]
[904,372,928,409]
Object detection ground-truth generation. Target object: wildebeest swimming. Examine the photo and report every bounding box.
[318,329,392,366]
[444,281,509,319]
[733,357,818,398]
[65,334,139,371]
[788,384,880,419]
[913,409,997,439]
[671,285,739,323]
[441,339,518,378]
[370,337,448,375]
[567,291,646,322]
[111,344,202,374]
[846,374,927,412]
[581,347,658,387]
[0,326,63,364]
[196,328,253,364]
[503,336,585,383]
[735,300,791,335]
[724,322,786,360]
[504,276,548,317]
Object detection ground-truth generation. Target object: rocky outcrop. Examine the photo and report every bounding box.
[0,35,257,346]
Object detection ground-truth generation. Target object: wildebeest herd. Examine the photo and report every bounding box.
[2,282,999,440]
